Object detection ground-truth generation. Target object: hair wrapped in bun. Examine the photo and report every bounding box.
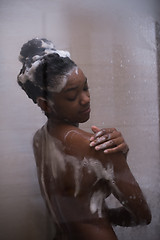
[17,38,76,103]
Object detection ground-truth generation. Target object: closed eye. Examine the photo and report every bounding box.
[66,91,77,101]
[67,96,77,101]
[83,84,89,91]
[83,79,89,91]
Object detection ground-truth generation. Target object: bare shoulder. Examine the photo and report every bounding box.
[64,127,91,150]
[58,126,95,158]
[60,125,124,165]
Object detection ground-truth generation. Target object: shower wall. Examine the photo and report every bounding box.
[0,0,159,239]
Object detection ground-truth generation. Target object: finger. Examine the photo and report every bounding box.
[94,140,115,150]
[103,128,117,134]
[90,129,105,141]
[90,127,116,142]
[94,128,107,138]
[91,135,123,148]
[90,126,101,141]
[93,128,120,139]
[90,127,120,142]
[111,136,124,146]
[104,143,126,154]
[90,129,108,142]
[94,136,127,151]
[90,135,110,147]
[106,130,122,140]
[91,125,100,133]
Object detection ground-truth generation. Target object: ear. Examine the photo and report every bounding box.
[36,97,52,114]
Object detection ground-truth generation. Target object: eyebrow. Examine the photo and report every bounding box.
[64,86,78,93]
[64,78,88,93]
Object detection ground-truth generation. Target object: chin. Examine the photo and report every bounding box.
[79,114,90,123]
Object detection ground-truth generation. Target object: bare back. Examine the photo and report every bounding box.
[33,122,151,239]
[33,123,118,239]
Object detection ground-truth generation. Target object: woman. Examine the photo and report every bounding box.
[17,38,151,240]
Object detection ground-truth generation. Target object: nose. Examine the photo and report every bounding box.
[80,91,90,105]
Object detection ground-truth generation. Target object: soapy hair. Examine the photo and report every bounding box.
[17,38,76,104]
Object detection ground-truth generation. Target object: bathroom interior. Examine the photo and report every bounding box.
[0,0,160,239]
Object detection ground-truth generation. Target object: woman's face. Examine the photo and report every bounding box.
[51,67,90,125]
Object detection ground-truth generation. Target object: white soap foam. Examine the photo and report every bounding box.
[90,190,105,218]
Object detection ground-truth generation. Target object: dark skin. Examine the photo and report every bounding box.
[35,67,151,239]
[90,126,129,155]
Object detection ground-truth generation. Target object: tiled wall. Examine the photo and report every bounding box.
[0,0,159,239]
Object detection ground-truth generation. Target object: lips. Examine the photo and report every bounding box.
[79,105,91,114]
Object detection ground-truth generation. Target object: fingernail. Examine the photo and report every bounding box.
[95,131,102,138]
[100,136,106,141]
[90,136,94,141]
[90,142,95,147]
[95,146,100,150]
[107,134,111,140]
[104,149,109,154]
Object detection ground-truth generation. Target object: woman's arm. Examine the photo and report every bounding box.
[107,207,150,227]
[64,127,151,227]
[89,127,151,226]
[105,152,151,226]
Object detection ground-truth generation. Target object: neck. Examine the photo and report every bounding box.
[47,118,79,129]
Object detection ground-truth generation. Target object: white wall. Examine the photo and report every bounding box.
[0,0,159,239]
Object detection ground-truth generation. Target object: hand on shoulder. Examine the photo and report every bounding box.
[89,125,129,157]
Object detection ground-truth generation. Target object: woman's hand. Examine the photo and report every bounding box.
[89,125,129,156]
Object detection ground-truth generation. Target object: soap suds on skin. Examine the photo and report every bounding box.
[49,66,78,93]
[44,127,118,218]
[90,190,106,218]
[36,125,131,221]
[66,66,79,77]
[47,75,68,93]
[75,67,79,75]
[48,143,115,216]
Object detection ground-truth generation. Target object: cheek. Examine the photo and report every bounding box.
[53,97,79,119]
[58,103,78,118]
[65,105,78,117]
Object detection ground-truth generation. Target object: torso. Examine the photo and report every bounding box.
[33,122,118,240]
